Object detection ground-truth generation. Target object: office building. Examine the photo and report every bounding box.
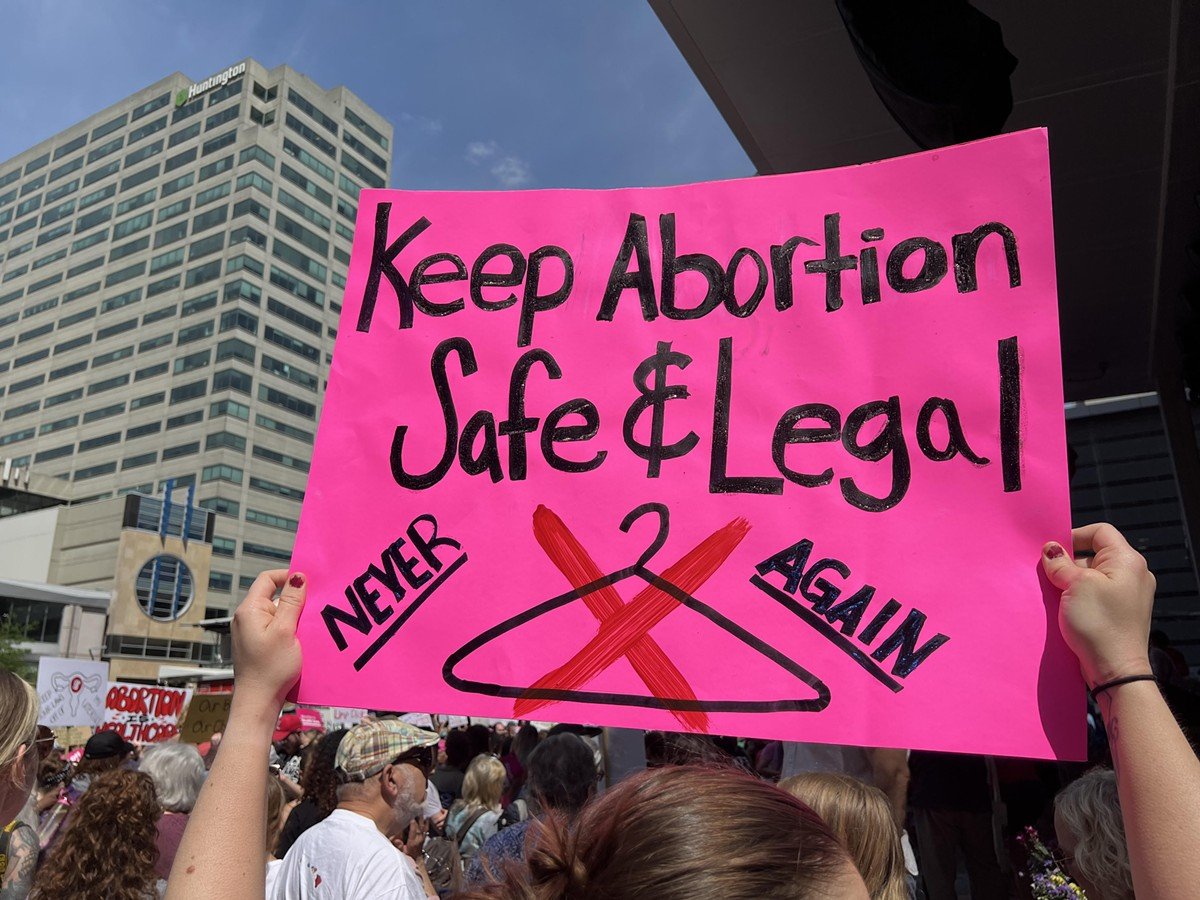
[0,58,393,627]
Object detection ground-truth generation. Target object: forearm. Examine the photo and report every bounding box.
[1099,680,1200,899]
[415,859,436,898]
[0,829,36,900]
[167,690,277,900]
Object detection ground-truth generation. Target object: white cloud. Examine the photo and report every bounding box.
[465,140,533,188]
[398,111,443,135]
[465,140,499,164]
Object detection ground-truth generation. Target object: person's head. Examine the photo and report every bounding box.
[272,712,305,755]
[30,768,161,900]
[467,765,867,899]
[512,723,540,766]
[299,728,348,815]
[1149,629,1170,649]
[334,719,439,838]
[75,729,135,779]
[444,728,471,771]
[467,723,492,761]
[1054,769,1133,900]
[139,741,206,813]
[0,669,40,825]
[461,754,506,812]
[266,772,287,857]
[36,748,72,812]
[779,773,908,900]
[524,732,597,816]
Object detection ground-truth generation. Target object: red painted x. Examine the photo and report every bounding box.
[514,506,750,731]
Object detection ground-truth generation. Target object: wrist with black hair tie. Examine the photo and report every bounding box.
[1090,673,1157,701]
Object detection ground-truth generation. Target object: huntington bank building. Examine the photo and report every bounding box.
[0,59,391,681]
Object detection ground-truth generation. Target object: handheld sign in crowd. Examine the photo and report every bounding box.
[177,693,233,744]
[291,129,1080,760]
[36,657,108,728]
[98,683,193,743]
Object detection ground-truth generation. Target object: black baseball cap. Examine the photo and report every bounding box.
[83,730,136,760]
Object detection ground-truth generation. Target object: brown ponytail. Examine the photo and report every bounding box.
[461,764,860,899]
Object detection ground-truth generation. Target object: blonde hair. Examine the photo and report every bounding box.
[1055,769,1133,900]
[779,772,908,900]
[0,669,39,786]
[266,773,286,855]
[459,754,505,813]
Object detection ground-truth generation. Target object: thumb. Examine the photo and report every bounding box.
[1041,542,1082,591]
[275,571,307,631]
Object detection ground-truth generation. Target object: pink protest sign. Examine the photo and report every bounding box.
[291,128,1081,760]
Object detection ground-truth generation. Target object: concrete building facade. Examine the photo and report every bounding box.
[0,59,393,616]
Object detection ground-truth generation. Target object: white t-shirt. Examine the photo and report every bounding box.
[271,808,425,900]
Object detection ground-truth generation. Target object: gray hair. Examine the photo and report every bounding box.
[1055,769,1134,900]
[140,743,206,813]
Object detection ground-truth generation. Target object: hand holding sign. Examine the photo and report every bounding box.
[233,570,307,708]
[1042,525,1158,688]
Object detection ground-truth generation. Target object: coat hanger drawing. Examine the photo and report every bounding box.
[442,502,831,730]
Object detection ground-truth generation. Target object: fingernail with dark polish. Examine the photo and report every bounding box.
[288,573,305,588]
[1045,543,1065,559]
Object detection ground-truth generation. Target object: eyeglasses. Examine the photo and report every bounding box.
[34,734,55,760]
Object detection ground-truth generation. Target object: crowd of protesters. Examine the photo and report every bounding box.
[0,524,1197,898]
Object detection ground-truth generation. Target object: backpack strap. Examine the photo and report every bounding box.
[454,806,491,844]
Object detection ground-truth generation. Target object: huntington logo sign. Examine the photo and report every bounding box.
[176,62,246,107]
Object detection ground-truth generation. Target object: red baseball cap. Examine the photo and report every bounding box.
[273,709,325,742]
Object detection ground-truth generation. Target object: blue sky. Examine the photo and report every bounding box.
[0,1,751,190]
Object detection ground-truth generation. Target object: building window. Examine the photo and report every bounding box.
[166,410,203,429]
[279,163,332,207]
[169,379,208,404]
[122,450,158,470]
[128,114,167,143]
[124,139,163,168]
[75,461,117,480]
[263,326,318,362]
[287,88,339,135]
[158,197,191,223]
[199,155,233,181]
[341,151,385,189]
[243,541,292,563]
[248,476,305,502]
[120,164,161,192]
[192,205,228,233]
[162,441,200,461]
[266,297,320,335]
[282,136,333,179]
[206,430,246,452]
[169,122,201,148]
[239,145,276,170]
[254,413,313,444]
[210,398,250,420]
[268,266,324,309]
[135,554,194,621]
[257,385,315,419]
[202,464,243,485]
[199,496,240,517]
[173,348,211,373]
[215,338,255,364]
[162,173,195,197]
[196,181,231,207]
[0,597,64,643]
[212,368,252,395]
